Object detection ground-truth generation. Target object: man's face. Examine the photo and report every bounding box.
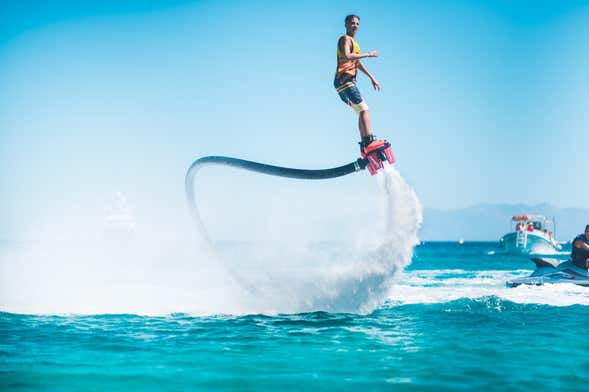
[585,228,589,238]
[346,17,360,35]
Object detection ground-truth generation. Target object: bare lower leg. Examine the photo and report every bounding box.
[358,110,372,139]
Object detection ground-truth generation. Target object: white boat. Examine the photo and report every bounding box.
[103,192,136,239]
[497,215,562,256]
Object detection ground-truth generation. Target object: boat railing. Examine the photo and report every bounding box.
[516,230,527,248]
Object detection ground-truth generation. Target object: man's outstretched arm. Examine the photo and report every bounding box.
[339,36,378,61]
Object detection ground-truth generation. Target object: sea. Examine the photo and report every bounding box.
[2,167,589,391]
[2,241,588,391]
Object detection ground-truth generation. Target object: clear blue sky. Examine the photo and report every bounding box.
[1,0,588,239]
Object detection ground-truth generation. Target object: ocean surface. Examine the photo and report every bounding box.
[2,240,588,391]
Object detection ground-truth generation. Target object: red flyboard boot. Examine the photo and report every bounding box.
[360,136,396,175]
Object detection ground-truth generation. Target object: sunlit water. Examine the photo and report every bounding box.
[2,167,587,390]
[2,241,588,391]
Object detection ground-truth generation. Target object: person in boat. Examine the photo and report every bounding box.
[571,224,589,270]
[527,222,534,232]
[334,14,381,153]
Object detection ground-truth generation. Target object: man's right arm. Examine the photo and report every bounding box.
[339,36,378,61]
[574,238,589,251]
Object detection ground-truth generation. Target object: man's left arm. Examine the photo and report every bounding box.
[574,238,589,251]
[357,61,380,91]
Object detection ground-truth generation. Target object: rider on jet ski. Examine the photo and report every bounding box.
[506,224,589,288]
[571,224,589,270]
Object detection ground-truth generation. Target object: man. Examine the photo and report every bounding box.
[334,14,381,153]
[571,224,589,270]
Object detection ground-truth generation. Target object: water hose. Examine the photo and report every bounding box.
[185,156,367,235]
[184,156,368,293]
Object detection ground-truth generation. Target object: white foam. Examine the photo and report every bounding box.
[0,238,250,316]
[1,164,425,316]
[228,164,423,314]
[388,269,589,307]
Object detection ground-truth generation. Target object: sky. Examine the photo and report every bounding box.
[1,0,588,240]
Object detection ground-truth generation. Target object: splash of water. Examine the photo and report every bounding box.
[0,164,422,316]
[229,164,423,314]
[308,164,422,314]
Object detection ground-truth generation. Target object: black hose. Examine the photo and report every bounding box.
[184,155,366,292]
[185,156,366,224]
[187,156,366,181]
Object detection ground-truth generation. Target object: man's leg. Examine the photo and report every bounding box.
[345,85,371,139]
[358,110,371,138]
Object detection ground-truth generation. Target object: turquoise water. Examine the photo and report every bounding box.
[2,241,589,391]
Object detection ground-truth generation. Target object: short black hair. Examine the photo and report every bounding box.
[585,224,589,231]
[345,14,360,24]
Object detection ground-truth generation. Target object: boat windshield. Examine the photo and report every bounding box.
[533,221,542,230]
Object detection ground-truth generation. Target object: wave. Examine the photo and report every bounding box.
[388,269,589,307]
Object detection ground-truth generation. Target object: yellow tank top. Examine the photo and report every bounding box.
[335,36,360,85]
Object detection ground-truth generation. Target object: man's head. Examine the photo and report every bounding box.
[345,14,360,36]
[585,224,589,236]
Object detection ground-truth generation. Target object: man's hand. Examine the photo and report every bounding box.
[371,78,381,91]
[368,50,379,58]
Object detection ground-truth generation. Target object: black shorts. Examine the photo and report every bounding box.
[334,80,368,113]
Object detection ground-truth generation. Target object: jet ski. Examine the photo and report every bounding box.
[507,257,589,287]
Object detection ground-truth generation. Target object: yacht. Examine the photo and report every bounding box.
[103,192,136,239]
[496,215,562,256]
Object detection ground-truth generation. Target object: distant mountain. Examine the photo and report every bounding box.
[420,203,589,241]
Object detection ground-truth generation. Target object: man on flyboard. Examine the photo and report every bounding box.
[334,14,394,175]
